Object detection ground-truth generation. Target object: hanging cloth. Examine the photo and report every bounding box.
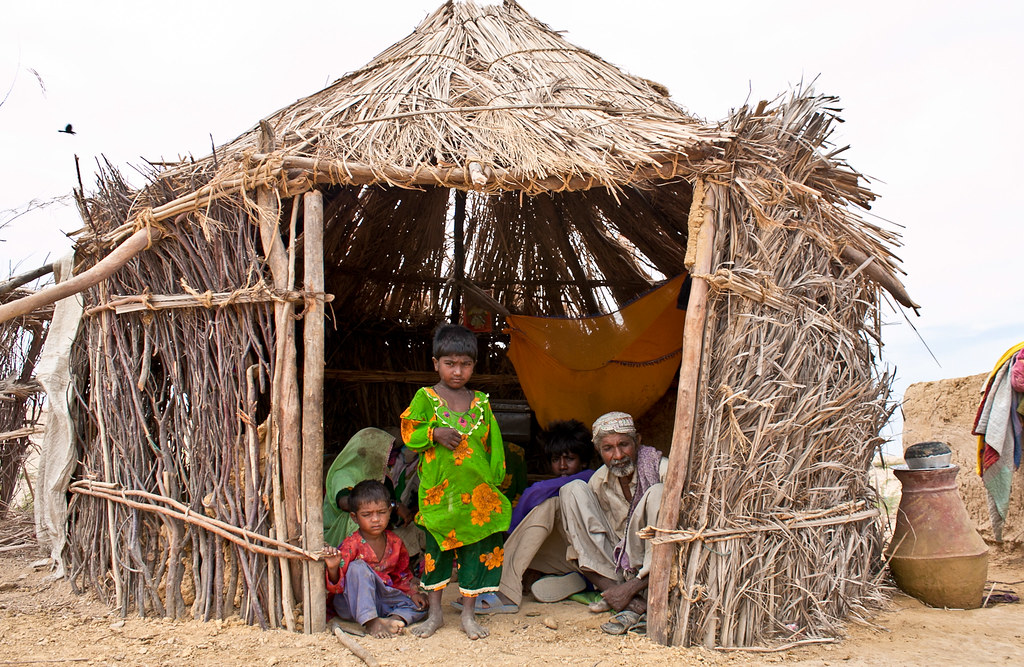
[973,341,1024,541]
[505,274,687,429]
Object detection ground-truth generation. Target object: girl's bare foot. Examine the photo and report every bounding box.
[364,616,405,638]
[460,598,488,640]
[410,605,444,638]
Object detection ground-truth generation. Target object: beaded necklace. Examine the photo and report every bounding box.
[428,388,488,434]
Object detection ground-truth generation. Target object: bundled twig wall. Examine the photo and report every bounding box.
[657,91,895,648]
[67,187,283,626]
[0,290,49,519]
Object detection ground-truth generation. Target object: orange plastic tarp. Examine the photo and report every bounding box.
[506,274,687,430]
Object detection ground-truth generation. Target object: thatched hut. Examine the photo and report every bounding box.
[0,0,916,647]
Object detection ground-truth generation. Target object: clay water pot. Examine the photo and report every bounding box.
[886,464,988,609]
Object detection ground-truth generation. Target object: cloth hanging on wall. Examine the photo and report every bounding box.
[33,254,83,578]
[505,274,687,430]
[973,340,1024,541]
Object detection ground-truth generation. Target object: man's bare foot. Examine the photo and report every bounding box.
[364,616,405,638]
[410,611,443,638]
[626,597,646,614]
[600,577,648,612]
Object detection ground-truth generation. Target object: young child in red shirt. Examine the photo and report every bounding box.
[323,479,428,637]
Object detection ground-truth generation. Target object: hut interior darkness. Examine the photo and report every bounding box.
[0,0,918,648]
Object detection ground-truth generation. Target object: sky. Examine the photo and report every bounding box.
[2,0,1022,452]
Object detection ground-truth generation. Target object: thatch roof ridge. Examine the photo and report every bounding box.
[169,0,728,192]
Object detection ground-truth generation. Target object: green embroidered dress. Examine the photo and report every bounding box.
[400,387,511,549]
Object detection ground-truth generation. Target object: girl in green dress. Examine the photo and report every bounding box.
[401,324,510,640]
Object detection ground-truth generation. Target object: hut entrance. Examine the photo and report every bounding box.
[314,181,695,473]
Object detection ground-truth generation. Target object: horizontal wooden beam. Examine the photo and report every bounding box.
[84,288,334,316]
[261,152,710,193]
[0,426,43,441]
[324,369,519,385]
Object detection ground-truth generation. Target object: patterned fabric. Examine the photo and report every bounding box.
[1013,350,1024,393]
[420,530,504,595]
[401,387,511,549]
[325,529,413,596]
[591,411,636,443]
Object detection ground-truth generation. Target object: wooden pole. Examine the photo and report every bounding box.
[301,190,327,633]
[450,189,466,324]
[839,245,919,310]
[257,118,304,612]
[257,194,299,629]
[332,626,380,667]
[647,183,717,646]
[267,151,711,193]
[92,314,124,614]
[0,262,54,297]
[0,227,161,324]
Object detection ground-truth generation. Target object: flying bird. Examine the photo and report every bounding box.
[58,123,75,135]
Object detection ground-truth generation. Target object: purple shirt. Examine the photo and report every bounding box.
[508,469,594,533]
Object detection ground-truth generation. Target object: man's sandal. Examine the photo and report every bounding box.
[600,610,641,635]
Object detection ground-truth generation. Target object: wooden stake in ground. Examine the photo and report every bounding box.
[647,182,717,645]
[301,190,327,633]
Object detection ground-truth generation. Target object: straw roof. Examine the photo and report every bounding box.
[164,0,728,194]
[71,0,916,325]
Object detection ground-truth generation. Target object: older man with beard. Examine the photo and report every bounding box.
[558,411,667,619]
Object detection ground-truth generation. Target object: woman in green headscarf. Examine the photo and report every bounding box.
[322,427,395,546]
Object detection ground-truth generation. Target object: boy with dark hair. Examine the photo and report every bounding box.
[539,418,594,479]
[323,479,427,638]
[401,323,511,640]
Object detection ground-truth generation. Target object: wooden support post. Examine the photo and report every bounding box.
[92,315,124,613]
[450,189,466,324]
[258,114,304,613]
[257,187,301,630]
[647,184,717,646]
[301,190,327,633]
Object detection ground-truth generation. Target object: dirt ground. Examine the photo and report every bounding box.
[0,509,1021,667]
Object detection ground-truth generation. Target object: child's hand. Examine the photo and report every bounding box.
[322,544,342,569]
[433,427,461,450]
[394,503,414,526]
[411,591,429,610]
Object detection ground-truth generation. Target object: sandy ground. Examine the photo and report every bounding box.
[1,507,1022,667]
